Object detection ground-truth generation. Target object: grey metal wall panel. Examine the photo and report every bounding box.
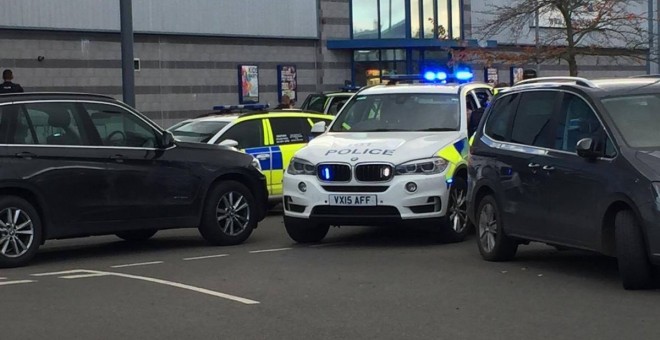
[0,0,318,38]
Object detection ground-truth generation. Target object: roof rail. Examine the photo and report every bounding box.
[514,76,597,88]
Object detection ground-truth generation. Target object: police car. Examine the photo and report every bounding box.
[168,105,334,206]
[282,71,493,243]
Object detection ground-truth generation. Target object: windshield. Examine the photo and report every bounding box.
[602,94,660,148]
[330,93,460,132]
[170,120,229,143]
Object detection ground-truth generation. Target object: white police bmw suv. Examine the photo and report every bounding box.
[282,74,492,243]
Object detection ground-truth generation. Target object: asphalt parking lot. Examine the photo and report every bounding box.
[1,210,659,339]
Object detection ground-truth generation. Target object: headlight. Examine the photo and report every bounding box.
[250,157,261,171]
[287,157,316,175]
[395,157,448,175]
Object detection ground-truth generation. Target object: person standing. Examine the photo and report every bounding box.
[0,69,24,93]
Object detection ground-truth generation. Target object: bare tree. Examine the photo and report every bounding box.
[468,0,653,76]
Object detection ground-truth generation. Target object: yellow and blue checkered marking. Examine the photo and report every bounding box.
[245,146,284,170]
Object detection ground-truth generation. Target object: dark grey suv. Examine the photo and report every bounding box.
[467,77,660,290]
[0,92,268,267]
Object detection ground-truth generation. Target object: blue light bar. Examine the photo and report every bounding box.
[340,85,362,92]
[436,72,448,81]
[423,71,437,81]
[455,71,474,81]
[212,104,270,111]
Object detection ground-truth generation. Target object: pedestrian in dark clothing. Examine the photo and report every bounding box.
[0,69,24,93]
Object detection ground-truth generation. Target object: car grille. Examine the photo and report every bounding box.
[355,163,394,182]
[311,206,400,217]
[321,185,389,193]
[317,163,351,182]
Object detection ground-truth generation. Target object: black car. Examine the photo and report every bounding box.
[467,76,660,290]
[0,93,268,267]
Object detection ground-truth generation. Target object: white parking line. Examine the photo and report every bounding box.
[111,261,164,268]
[32,270,85,277]
[0,280,36,286]
[249,247,292,254]
[29,269,260,304]
[0,277,6,280]
[183,254,229,261]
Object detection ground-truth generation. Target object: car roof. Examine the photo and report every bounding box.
[0,92,118,103]
[182,110,333,123]
[357,82,491,96]
[500,77,660,97]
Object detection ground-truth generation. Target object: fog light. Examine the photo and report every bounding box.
[405,182,417,192]
[298,182,307,192]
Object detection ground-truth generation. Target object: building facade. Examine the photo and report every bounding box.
[0,0,650,127]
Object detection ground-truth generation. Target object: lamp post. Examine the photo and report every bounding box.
[120,0,135,107]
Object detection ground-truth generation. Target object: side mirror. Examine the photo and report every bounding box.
[219,139,239,148]
[161,131,176,148]
[310,121,327,136]
[576,138,601,159]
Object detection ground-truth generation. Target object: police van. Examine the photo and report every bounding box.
[282,71,492,243]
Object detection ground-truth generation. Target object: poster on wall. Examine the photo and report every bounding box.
[510,67,524,85]
[238,65,259,104]
[484,67,498,85]
[277,65,297,103]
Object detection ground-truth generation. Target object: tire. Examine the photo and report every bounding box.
[0,196,43,268]
[476,195,518,261]
[438,177,470,243]
[116,229,158,242]
[284,216,329,243]
[199,181,257,246]
[615,210,654,290]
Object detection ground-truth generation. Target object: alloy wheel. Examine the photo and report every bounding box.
[478,203,497,253]
[216,192,250,236]
[449,187,468,233]
[0,207,34,258]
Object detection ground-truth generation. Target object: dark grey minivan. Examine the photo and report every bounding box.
[468,77,660,290]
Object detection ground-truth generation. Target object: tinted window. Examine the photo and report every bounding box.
[302,94,326,113]
[327,98,349,115]
[170,120,229,143]
[18,102,90,146]
[510,91,558,147]
[602,94,660,148]
[554,93,611,154]
[269,117,310,144]
[219,119,263,149]
[484,93,519,141]
[331,93,459,132]
[84,103,158,148]
[473,88,493,108]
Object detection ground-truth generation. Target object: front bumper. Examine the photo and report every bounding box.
[282,172,450,226]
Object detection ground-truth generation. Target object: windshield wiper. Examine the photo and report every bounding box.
[417,128,457,132]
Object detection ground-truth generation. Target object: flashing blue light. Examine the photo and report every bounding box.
[446,178,454,184]
[212,104,269,111]
[423,71,437,81]
[455,71,474,81]
[319,166,333,181]
[436,72,448,81]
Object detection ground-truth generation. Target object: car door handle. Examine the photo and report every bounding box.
[255,154,270,160]
[528,163,540,169]
[15,152,36,159]
[109,154,125,163]
[542,165,555,171]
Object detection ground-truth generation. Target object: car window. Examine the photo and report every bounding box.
[218,119,264,149]
[327,98,349,115]
[510,91,559,148]
[15,102,90,146]
[330,93,459,132]
[269,117,312,144]
[170,120,229,143]
[302,94,326,113]
[602,93,660,149]
[83,103,158,148]
[484,93,519,141]
[554,93,612,155]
